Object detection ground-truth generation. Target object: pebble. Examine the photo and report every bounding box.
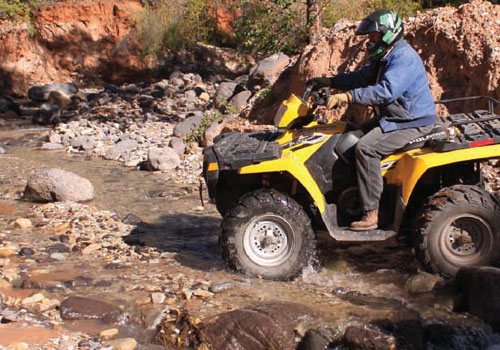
[50,252,67,261]
[21,292,45,305]
[100,328,119,340]
[13,218,32,228]
[105,337,137,350]
[151,292,166,304]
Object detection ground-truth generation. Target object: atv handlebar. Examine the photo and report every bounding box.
[303,84,330,108]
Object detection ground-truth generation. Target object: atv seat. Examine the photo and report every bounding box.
[336,123,448,164]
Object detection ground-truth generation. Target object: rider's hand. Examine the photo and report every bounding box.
[327,93,352,109]
[307,77,330,89]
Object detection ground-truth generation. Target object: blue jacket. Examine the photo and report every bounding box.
[331,40,436,132]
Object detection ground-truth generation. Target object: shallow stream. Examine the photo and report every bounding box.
[0,122,499,349]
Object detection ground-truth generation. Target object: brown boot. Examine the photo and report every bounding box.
[350,209,378,231]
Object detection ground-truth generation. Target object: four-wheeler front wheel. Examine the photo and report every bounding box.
[221,189,316,280]
[415,185,500,277]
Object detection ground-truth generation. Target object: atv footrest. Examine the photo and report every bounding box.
[333,228,398,242]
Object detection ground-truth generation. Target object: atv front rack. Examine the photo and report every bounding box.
[430,96,500,152]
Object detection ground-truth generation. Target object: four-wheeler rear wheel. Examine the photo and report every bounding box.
[221,189,316,280]
[415,185,500,277]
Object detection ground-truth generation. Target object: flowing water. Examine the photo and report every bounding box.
[1,122,499,349]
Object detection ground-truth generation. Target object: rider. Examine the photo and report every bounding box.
[309,9,436,231]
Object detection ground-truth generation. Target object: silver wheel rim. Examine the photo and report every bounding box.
[440,214,493,266]
[243,214,295,267]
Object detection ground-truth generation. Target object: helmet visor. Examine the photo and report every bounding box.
[355,19,378,35]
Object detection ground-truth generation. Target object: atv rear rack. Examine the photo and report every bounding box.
[430,96,500,152]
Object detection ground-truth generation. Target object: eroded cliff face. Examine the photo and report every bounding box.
[250,0,500,123]
[0,0,145,96]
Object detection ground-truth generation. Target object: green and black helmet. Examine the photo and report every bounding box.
[355,9,404,60]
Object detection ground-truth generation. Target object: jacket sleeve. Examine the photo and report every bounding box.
[350,52,416,106]
[330,63,378,91]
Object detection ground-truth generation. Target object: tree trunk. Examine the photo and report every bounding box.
[306,0,322,43]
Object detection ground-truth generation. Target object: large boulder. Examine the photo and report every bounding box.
[146,147,181,171]
[198,303,315,350]
[454,266,500,330]
[249,52,290,86]
[173,114,205,138]
[28,82,78,102]
[24,168,95,202]
[60,296,121,323]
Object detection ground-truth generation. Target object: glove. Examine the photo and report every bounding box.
[307,77,331,89]
[327,93,352,109]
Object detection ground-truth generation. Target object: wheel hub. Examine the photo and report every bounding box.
[243,215,295,267]
[444,216,488,257]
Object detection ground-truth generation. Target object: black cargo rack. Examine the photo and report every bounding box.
[429,96,500,152]
[212,131,282,170]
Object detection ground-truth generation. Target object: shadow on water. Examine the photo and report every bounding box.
[123,213,224,271]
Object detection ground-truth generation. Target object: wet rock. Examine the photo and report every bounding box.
[455,266,500,330]
[405,271,442,294]
[199,303,315,350]
[297,328,336,350]
[100,328,119,340]
[169,137,186,156]
[173,114,205,138]
[33,103,61,125]
[28,83,78,102]
[48,90,72,108]
[104,139,138,160]
[146,147,180,171]
[343,324,396,350]
[19,247,35,256]
[40,142,65,150]
[249,52,290,86]
[60,296,122,322]
[24,168,95,202]
[105,337,137,350]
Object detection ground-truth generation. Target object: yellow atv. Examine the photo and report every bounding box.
[203,86,500,280]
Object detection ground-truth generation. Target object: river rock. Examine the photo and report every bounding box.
[28,82,78,102]
[173,114,205,138]
[146,147,180,171]
[100,328,119,340]
[0,146,5,154]
[60,296,122,322]
[249,52,290,86]
[104,139,138,160]
[169,137,186,156]
[455,266,500,330]
[199,303,315,350]
[13,218,32,228]
[214,81,239,106]
[71,135,95,150]
[40,143,65,150]
[105,337,137,350]
[48,90,72,108]
[405,271,442,294]
[343,324,396,350]
[33,103,61,125]
[24,168,95,202]
[229,90,252,110]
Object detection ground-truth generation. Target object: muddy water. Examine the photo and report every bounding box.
[1,125,499,349]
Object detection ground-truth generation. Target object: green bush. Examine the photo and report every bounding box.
[232,0,309,57]
[0,0,32,22]
[322,0,422,28]
[133,0,224,57]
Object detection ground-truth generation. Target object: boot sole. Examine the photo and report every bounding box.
[349,225,377,231]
